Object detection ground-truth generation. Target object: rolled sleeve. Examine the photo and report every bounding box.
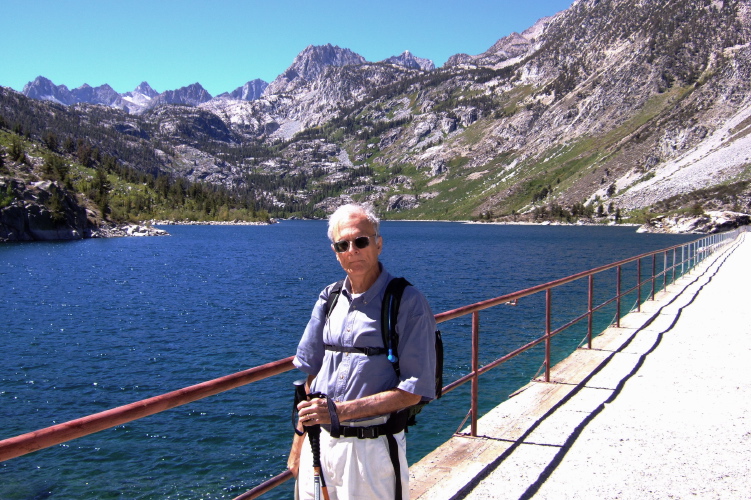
[293,287,330,376]
[393,286,437,401]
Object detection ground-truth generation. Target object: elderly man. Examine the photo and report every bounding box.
[289,203,437,500]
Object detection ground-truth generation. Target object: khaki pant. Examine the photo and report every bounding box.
[295,422,408,500]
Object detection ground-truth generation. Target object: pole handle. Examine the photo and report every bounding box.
[292,378,308,436]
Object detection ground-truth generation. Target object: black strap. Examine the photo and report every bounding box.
[381,278,411,377]
[386,433,403,500]
[323,280,344,318]
[325,396,341,438]
[324,344,388,356]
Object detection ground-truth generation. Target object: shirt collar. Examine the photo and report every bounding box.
[343,263,391,303]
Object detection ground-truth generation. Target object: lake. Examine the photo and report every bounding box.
[0,221,695,499]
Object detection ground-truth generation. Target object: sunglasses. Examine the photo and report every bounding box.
[333,235,377,253]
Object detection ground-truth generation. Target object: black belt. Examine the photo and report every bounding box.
[321,423,391,439]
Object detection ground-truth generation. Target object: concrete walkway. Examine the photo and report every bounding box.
[410,231,750,499]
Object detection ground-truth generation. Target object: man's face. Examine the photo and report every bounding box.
[331,213,382,281]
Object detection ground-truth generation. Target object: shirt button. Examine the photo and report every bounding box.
[339,375,344,380]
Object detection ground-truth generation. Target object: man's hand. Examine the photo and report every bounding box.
[297,397,333,425]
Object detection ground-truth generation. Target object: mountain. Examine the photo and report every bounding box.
[382,51,435,71]
[5,0,751,225]
[150,82,213,107]
[17,44,435,114]
[22,76,78,106]
[21,77,129,109]
[70,83,123,107]
[263,44,367,95]
[121,81,159,112]
[445,18,551,69]
[228,79,268,100]
[20,78,267,114]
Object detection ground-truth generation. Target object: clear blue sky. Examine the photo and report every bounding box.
[1,0,572,96]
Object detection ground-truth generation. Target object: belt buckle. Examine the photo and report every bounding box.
[357,426,378,439]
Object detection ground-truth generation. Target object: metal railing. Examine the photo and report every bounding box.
[0,227,744,499]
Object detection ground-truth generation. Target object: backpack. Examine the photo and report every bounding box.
[323,277,443,428]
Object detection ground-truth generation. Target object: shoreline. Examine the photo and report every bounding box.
[148,218,276,226]
[96,210,749,237]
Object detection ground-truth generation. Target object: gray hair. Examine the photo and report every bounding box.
[327,203,380,242]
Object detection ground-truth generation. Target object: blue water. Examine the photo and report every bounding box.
[0,222,694,499]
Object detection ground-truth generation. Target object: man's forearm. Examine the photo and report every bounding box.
[288,428,305,476]
[297,384,421,425]
[336,388,421,422]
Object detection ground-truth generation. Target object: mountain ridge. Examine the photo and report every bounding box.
[19,45,437,114]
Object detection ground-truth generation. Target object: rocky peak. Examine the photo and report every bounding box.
[444,18,552,69]
[382,50,435,71]
[152,83,212,107]
[22,76,75,105]
[229,79,268,100]
[132,81,159,98]
[264,44,366,95]
[22,77,129,108]
[71,83,123,107]
[120,82,159,114]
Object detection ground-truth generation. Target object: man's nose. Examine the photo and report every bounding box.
[343,241,360,253]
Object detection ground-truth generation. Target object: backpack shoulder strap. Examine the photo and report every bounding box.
[381,277,411,376]
[323,280,345,319]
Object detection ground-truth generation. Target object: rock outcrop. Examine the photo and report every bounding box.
[0,179,96,242]
[637,211,751,234]
[93,224,169,238]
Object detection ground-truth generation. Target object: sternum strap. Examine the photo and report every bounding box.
[324,344,388,356]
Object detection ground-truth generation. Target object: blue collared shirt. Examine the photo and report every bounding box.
[294,266,437,411]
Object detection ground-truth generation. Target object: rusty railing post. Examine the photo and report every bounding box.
[636,258,642,312]
[545,288,552,382]
[692,240,696,268]
[672,248,676,285]
[651,253,656,301]
[471,311,480,437]
[616,265,622,327]
[681,244,685,277]
[587,274,594,349]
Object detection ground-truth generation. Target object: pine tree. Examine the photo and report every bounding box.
[92,168,111,216]
[48,189,66,224]
[9,137,25,163]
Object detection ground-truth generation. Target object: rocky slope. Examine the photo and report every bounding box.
[0,177,96,242]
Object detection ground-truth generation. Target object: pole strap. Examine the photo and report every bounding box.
[325,396,341,438]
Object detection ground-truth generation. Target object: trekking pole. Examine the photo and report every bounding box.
[293,379,330,500]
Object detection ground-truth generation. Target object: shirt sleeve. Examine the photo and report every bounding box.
[393,285,437,400]
[293,286,330,376]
